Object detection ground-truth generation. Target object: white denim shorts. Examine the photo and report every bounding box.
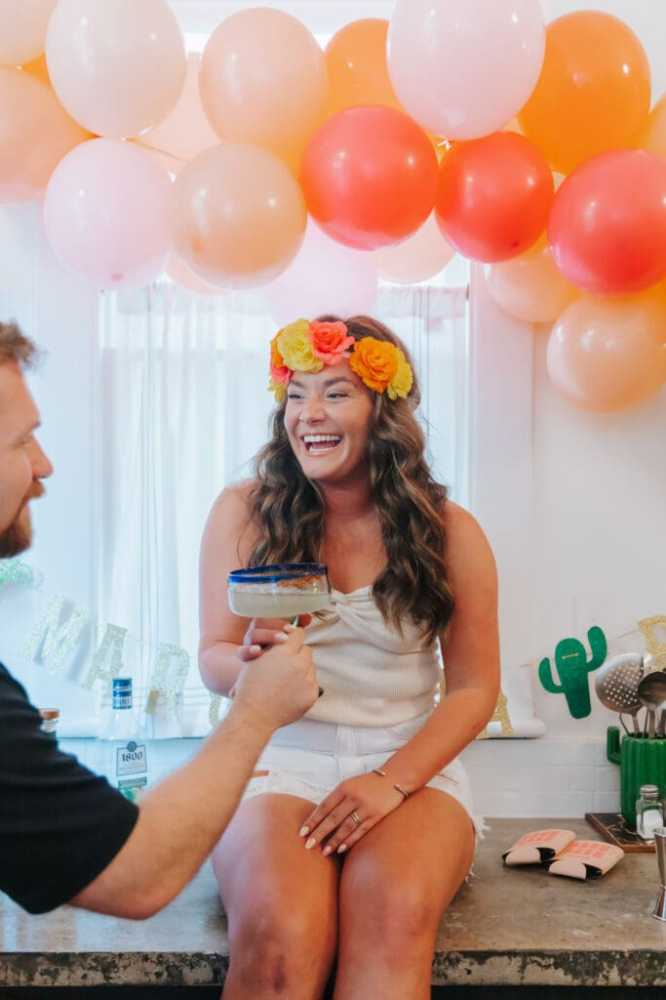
[243,710,485,840]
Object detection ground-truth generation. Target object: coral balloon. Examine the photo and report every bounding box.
[264,219,378,326]
[46,0,186,138]
[548,150,666,295]
[0,68,89,203]
[519,12,651,175]
[302,106,438,251]
[44,139,172,288]
[22,54,50,85]
[485,238,578,324]
[200,9,327,174]
[435,132,553,263]
[0,0,56,66]
[326,19,400,115]
[140,54,217,164]
[376,213,455,285]
[388,0,545,141]
[172,144,306,290]
[547,292,666,412]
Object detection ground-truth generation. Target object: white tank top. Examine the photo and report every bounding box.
[303,585,441,727]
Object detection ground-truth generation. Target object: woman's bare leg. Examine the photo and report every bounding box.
[334,789,475,1000]
[214,793,340,1000]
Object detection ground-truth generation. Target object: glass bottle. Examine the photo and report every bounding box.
[101,677,149,803]
[636,784,664,841]
[39,708,60,737]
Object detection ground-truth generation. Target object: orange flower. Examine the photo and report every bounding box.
[311,320,355,366]
[349,337,399,393]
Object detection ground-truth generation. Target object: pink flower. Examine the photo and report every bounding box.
[310,320,355,366]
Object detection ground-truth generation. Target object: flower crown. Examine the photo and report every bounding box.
[268,319,414,403]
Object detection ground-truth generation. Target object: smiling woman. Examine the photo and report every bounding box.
[197,309,499,999]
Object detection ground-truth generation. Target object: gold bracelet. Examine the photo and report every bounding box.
[371,768,410,801]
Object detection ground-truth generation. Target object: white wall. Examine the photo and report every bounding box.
[0,204,99,724]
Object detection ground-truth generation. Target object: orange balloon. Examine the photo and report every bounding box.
[171,144,307,290]
[0,67,89,202]
[326,19,400,115]
[485,237,578,324]
[519,12,651,175]
[22,53,50,85]
[547,291,666,412]
[200,9,328,174]
[640,93,666,158]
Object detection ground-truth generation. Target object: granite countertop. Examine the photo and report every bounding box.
[1,818,665,989]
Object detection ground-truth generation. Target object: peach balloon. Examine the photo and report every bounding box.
[0,0,56,66]
[376,213,455,285]
[200,9,328,173]
[519,12,651,175]
[46,0,186,138]
[485,237,578,324]
[172,144,307,290]
[0,68,89,202]
[140,54,218,164]
[166,255,227,296]
[44,139,172,288]
[547,292,666,412]
[326,19,400,115]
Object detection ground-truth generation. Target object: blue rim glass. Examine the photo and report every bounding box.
[228,563,328,585]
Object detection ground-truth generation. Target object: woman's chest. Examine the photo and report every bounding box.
[322,523,386,594]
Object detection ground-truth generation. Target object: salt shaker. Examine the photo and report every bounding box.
[636,784,664,841]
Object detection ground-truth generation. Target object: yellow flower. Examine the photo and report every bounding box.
[268,376,288,403]
[387,349,413,400]
[349,337,399,393]
[276,319,323,374]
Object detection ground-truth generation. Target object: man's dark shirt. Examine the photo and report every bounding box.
[0,664,138,914]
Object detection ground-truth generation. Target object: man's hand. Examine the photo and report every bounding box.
[237,615,312,662]
[232,625,318,732]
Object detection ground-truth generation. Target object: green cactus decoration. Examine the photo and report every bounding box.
[538,626,607,719]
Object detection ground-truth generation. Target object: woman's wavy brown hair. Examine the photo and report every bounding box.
[245,315,454,644]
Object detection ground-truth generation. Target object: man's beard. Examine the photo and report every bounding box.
[0,486,42,558]
[0,506,31,557]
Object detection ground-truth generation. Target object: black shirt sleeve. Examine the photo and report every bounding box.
[0,663,139,914]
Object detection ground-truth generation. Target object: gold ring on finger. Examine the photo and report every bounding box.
[350,810,361,827]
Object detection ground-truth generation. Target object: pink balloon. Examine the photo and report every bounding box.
[388,0,545,140]
[547,292,666,412]
[375,213,455,284]
[46,0,186,138]
[166,254,227,297]
[140,54,218,164]
[0,0,56,65]
[44,138,172,288]
[263,219,378,325]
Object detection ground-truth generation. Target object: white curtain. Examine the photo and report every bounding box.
[96,281,469,735]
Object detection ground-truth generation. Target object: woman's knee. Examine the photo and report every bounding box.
[341,855,441,943]
[229,897,337,990]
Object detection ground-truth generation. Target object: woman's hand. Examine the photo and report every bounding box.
[237,614,312,662]
[299,773,404,857]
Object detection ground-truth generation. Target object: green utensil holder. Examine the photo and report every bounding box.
[607,726,666,828]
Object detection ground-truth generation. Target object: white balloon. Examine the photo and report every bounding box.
[264,220,379,325]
